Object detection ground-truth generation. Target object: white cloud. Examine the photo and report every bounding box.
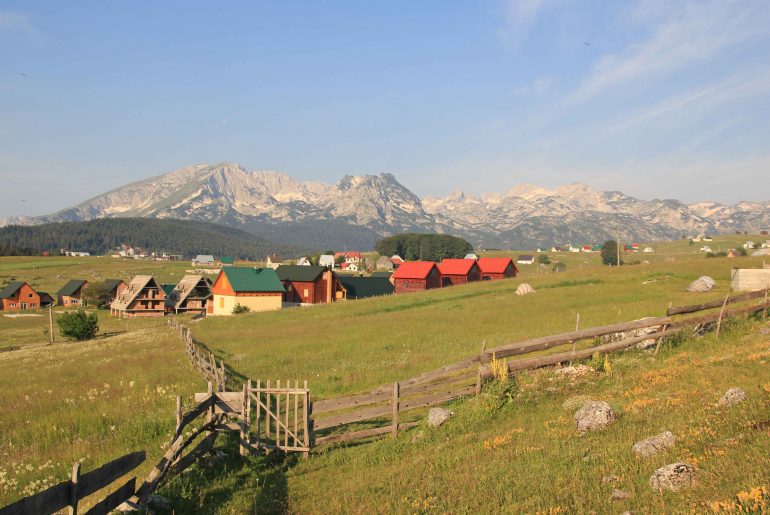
[501,0,553,46]
[568,0,770,104]
[0,10,43,40]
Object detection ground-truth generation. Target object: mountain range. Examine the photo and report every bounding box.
[2,162,768,250]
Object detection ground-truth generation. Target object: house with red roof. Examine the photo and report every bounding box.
[437,259,481,287]
[391,261,441,293]
[477,257,518,280]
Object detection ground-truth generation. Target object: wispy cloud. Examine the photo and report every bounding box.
[567,0,770,104]
[0,10,43,41]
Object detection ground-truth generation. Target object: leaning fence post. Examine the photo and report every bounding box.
[715,294,730,339]
[207,381,214,422]
[68,461,81,515]
[391,382,400,438]
[240,383,248,456]
[176,395,182,431]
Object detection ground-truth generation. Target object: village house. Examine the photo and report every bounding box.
[464,253,479,260]
[0,282,42,311]
[56,279,88,307]
[517,255,535,265]
[102,279,127,305]
[165,275,212,315]
[296,257,311,266]
[110,276,166,317]
[375,256,393,271]
[437,258,481,286]
[275,265,345,304]
[477,257,518,280]
[340,262,359,272]
[318,255,335,268]
[392,261,442,293]
[265,254,284,270]
[551,246,563,252]
[218,257,235,267]
[337,276,394,299]
[390,255,404,268]
[192,255,215,267]
[335,251,362,264]
[210,267,284,315]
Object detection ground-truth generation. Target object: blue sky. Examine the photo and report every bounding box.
[1,0,769,217]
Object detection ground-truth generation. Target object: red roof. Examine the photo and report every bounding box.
[335,251,361,259]
[477,257,514,274]
[438,258,477,276]
[391,256,404,264]
[392,261,438,280]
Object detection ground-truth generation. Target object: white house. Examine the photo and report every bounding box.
[297,257,311,266]
[517,255,535,265]
[464,253,479,260]
[192,254,215,266]
[319,255,335,268]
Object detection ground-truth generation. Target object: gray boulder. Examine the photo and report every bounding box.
[687,276,715,293]
[612,489,630,500]
[427,407,453,427]
[632,431,676,458]
[649,463,695,492]
[718,387,747,407]
[574,400,617,434]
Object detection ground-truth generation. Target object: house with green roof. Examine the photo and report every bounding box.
[219,256,235,267]
[56,279,88,307]
[210,267,284,315]
[337,276,394,300]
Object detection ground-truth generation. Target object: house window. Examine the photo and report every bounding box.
[303,289,309,298]
[28,293,33,298]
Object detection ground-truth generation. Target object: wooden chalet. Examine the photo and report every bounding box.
[102,279,128,305]
[337,276,394,299]
[437,259,481,286]
[165,275,212,315]
[110,275,166,318]
[477,257,518,280]
[0,281,42,311]
[275,265,345,304]
[391,262,442,293]
[56,279,88,307]
[210,267,284,315]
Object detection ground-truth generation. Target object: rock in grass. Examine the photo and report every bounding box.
[649,463,695,492]
[427,407,453,427]
[554,365,594,380]
[718,387,747,407]
[686,276,715,293]
[632,431,676,458]
[611,489,630,500]
[574,400,617,434]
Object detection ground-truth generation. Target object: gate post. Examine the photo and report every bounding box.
[391,382,400,438]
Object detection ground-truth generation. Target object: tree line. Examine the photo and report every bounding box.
[375,233,473,261]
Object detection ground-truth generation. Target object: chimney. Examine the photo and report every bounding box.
[325,269,333,303]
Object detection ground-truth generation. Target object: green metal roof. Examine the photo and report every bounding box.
[0,281,26,299]
[219,256,235,264]
[370,271,392,278]
[161,284,176,296]
[222,267,285,293]
[57,279,87,297]
[275,265,326,283]
[338,276,394,299]
[102,279,124,292]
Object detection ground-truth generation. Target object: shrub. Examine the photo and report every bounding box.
[57,310,99,340]
[737,247,748,256]
[601,240,621,266]
[232,303,251,315]
[537,254,551,265]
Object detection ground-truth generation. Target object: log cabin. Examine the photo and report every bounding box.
[392,262,442,293]
[477,257,519,280]
[437,259,481,286]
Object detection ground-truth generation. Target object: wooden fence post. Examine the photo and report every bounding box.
[715,294,730,339]
[256,380,261,447]
[176,395,182,431]
[569,313,580,365]
[207,381,214,423]
[475,367,482,396]
[266,380,271,441]
[391,382,400,438]
[240,383,248,456]
[68,461,80,515]
[303,380,310,458]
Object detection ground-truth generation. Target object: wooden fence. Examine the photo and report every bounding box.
[0,451,145,515]
[168,319,226,390]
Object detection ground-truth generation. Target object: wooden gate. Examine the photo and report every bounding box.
[246,380,311,456]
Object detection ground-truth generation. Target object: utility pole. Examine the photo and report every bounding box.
[48,304,54,343]
[616,226,620,267]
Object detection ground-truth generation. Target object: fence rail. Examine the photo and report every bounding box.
[168,319,226,390]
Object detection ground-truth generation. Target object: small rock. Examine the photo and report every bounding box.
[611,489,630,500]
[427,407,453,427]
[632,431,676,458]
[574,400,617,434]
[601,475,619,485]
[554,365,594,380]
[718,387,747,407]
[649,463,695,492]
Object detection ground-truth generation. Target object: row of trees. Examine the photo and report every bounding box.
[375,233,473,262]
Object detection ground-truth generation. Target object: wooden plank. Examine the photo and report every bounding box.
[83,477,136,515]
[480,317,670,362]
[315,422,420,446]
[78,451,145,499]
[312,403,392,431]
[391,382,399,438]
[669,300,770,330]
[173,395,215,443]
[311,389,390,415]
[0,480,70,515]
[168,432,218,476]
[193,392,242,415]
[399,371,477,397]
[667,288,767,315]
[399,386,475,412]
[398,358,479,388]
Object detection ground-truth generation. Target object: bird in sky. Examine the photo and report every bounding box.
[583,42,591,46]
[20,73,27,77]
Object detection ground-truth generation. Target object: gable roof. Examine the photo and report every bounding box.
[167,274,212,308]
[392,261,438,280]
[266,254,283,263]
[102,279,125,292]
[477,257,514,274]
[275,265,326,282]
[194,255,215,263]
[517,255,534,261]
[337,276,394,299]
[221,267,284,293]
[438,258,478,276]
[57,279,87,297]
[219,256,235,265]
[111,275,163,310]
[0,281,27,299]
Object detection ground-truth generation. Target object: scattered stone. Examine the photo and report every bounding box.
[687,276,715,293]
[427,407,453,427]
[718,387,747,407]
[612,489,630,500]
[649,463,695,492]
[574,400,617,434]
[632,431,676,458]
[601,317,661,349]
[601,475,620,485]
[554,365,594,380]
[515,283,536,296]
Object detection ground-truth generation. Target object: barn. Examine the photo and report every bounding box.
[275,265,345,304]
[0,282,42,311]
[210,267,284,315]
[110,276,166,317]
[437,259,481,286]
[57,279,88,307]
[392,262,442,293]
[477,257,518,280]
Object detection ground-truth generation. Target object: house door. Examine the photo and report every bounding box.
[20,302,27,309]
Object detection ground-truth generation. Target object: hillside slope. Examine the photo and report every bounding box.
[0,218,298,259]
